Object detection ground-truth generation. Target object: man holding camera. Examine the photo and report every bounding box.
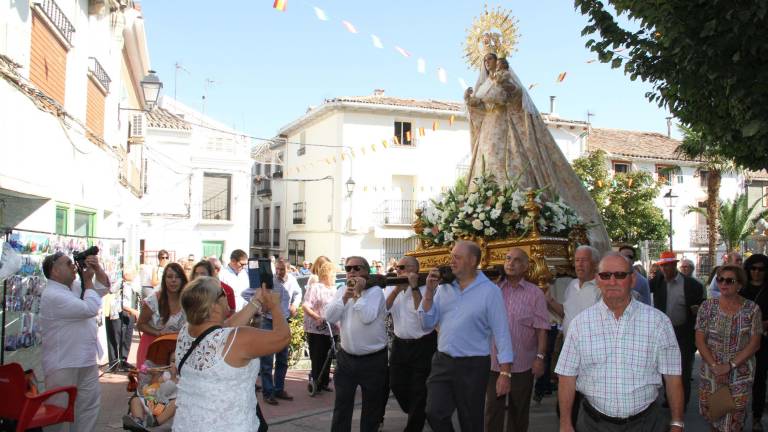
[419,240,514,432]
[384,256,437,432]
[325,256,388,432]
[40,251,110,432]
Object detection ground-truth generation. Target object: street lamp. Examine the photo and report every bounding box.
[345,177,356,197]
[663,188,679,250]
[140,70,163,110]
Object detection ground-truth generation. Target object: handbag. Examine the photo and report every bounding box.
[708,385,737,420]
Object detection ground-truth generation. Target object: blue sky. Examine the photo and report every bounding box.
[141,0,676,140]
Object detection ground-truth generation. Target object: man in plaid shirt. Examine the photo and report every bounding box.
[555,252,685,432]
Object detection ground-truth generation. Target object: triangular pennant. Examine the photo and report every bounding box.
[432,121,439,131]
[273,0,287,11]
[371,34,383,49]
[342,20,357,34]
[395,46,411,58]
[449,115,455,126]
[437,67,447,83]
[417,58,426,74]
[313,6,327,21]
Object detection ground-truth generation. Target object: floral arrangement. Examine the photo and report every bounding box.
[417,174,582,246]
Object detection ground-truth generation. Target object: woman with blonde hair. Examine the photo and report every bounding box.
[172,277,290,431]
[302,261,340,393]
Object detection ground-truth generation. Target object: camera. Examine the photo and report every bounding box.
[73,246,99,270]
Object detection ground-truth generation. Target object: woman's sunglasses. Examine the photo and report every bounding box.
[716,277,737,285]
[345,265,362,272]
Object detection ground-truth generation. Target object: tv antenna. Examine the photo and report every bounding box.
[174,62,190,100]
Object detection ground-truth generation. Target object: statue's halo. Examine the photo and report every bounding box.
[464,5,520,69]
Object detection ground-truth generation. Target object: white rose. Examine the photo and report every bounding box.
[472,219,484,230]
[479,213,486,220]
[490,209,501,219]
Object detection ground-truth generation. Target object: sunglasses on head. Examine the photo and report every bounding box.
[597,271,630,280]
[345,265,363,272]
[716,277,737,285]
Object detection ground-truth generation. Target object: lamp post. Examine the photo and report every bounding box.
[139,70,163,110]
[663,189,679,250]
[345,177,356,198]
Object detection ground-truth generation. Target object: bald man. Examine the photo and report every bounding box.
[384,256,437,432]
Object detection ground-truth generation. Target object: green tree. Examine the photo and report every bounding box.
[573,150,669,245]
[574,0,768,169]
[685,193,768,253]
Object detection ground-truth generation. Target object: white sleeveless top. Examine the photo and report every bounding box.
[172,325,261,432]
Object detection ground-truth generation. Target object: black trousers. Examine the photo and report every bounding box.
[307,332,337,388]
[390,332,437,432]
[753,339,768,419]
[331,348,388,432]
[673,325,695,408]
[534,324,559,396]
[425,352,490,432]
[105,311,134,364]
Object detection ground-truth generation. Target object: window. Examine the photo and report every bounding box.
[73,210,95,237]
[612,161,630,174]
[29,3,73,106]
[764,186,768,207]
[273,206,281,247]
[202,173,231,220]
[656,165,673,185]
[700,170,709,188]
[55,206,68,235]
[394,121,413,146]
[293,202,306,224]
[287,239,306,266]
[297,131,306,156]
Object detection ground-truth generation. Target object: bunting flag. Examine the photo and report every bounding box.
[349,149,356,158]
[432,121,439,131]
[381,139,389,148]
[340,153,347,161]
[371,143,377,152]
[393,135,400,145]
[528,83,539,90]
[449,115,455,126]
[325,158,331,164]
[556,72,567,82]
[586,59,597,64]
[395,46,411,58]
[360,146,366,155]
[437,67,447,83]
[405,131,411,142]
[273,0,287,11]
[342,20,357,34]
[313,6,327,21]
[371,34,383,49]
[417,58,426,74]
[458,78,468,89]
[418,127,426,137]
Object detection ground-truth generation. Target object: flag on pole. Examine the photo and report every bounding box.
[313,6,327,21]
[342,20,357,34]
[371,34,383,48]
[395,46,411,58]
[273,0,287,11]
[437,67,447,83]
[417,58,426,74]
[556,72,567,82]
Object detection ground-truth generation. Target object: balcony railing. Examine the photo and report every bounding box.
[690,228,716,245]
[256,179,271,196]
[35,0,75,45]
[272,229,280,247]
[253,229,270,246]
[375,200,423,226]
[293,202,306,224]
[88,57,111,92]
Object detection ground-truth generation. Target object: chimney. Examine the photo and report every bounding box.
[373,89,385,96]
[666,116,673,138]
[549,96,557,115]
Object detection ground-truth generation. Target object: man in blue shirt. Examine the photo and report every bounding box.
[619,245,651,305]
[419,240,514,432]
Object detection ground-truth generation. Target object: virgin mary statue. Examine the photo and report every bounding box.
[464,16,611,251]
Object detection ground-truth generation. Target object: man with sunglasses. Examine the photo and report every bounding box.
[326,256,388,432]
[383,256,437,432]
[650,250,704,409]
[556,252,685,432]
[219,249,250,311]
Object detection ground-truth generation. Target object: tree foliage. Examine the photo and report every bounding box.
[573,150,669,245]
[685,193,768,252]
[575,0,768,169]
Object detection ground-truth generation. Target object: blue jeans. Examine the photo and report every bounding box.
[260,318,289,396]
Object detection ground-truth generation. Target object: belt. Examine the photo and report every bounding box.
[395,331,437,344]
[341,347,387,359]
[582,399,653,425]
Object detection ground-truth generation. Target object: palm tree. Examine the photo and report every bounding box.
[685,193,768,252]
[676,125,738,266]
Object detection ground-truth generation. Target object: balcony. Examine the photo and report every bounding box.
[117,148,143,198]
[34,0,75,45]
[293,202,306,224]
[375,200,422,226]
[256,179,271,196]
[690,228,716,245]
[253,228,270,246]
[273,229,280,247]
[87,57,111,92]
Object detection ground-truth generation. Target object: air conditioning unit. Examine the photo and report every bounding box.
[129,113,145,139]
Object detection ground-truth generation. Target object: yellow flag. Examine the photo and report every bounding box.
[449,115,455,126]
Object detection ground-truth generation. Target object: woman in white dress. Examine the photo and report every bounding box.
[172,276,290,431]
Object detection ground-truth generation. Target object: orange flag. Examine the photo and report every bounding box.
[394,135,400,145]
[432,121,439,131]
[449,115,455,126]
[405,131,411,142]
[419,127,426,137]
[273,0,287,11]
[556,72,567,83]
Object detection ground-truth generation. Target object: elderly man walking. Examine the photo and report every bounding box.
[556,252,685,432]
[485,248,549,432]
[419,240,514,432]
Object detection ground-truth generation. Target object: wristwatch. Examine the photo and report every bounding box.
[730,360,737,370]
[670,420,684,428]
[536,353,545,360]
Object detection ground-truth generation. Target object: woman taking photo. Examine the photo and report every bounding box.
[302,261,340,393]
[172,277,290,431]
[136,262,188,368]
[743,254,768,431]
[696,265,762,431]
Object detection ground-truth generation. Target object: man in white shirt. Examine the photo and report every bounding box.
[384,256,437,432]
[325,256,388,432]
[40,251,110,432]
[218,249,250,310]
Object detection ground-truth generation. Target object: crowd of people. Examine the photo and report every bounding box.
[35,243,768,432]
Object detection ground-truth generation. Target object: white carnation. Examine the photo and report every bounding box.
[472,219,484,230]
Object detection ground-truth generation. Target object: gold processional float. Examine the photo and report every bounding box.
[404,6,609,291]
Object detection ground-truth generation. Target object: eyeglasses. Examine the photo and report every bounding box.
[396,265,408,270]
[159,256,169,260]
[345,265,363,272]
[597,271,630,280]
[750,266,766,272]
[238,261,247,267]
[716,277,737,285]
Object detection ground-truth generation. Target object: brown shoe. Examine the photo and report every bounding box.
[275,390,294,401]
[264,395,279,405]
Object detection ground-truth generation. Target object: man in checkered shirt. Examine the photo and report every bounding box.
[555,252,685,432]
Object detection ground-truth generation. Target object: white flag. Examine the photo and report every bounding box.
[313,6,328,21]
[458,78,468,89]
[371,34,383,49]
[437,67,447,83]
[417,58,426,74]
[342,20,357,34]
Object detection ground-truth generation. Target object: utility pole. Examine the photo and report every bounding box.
[174,62,190,101]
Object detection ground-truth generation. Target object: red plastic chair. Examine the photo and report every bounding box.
[0,363,77,431]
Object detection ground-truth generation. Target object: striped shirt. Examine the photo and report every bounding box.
[554,299,681,418]
[490,278,550,373]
